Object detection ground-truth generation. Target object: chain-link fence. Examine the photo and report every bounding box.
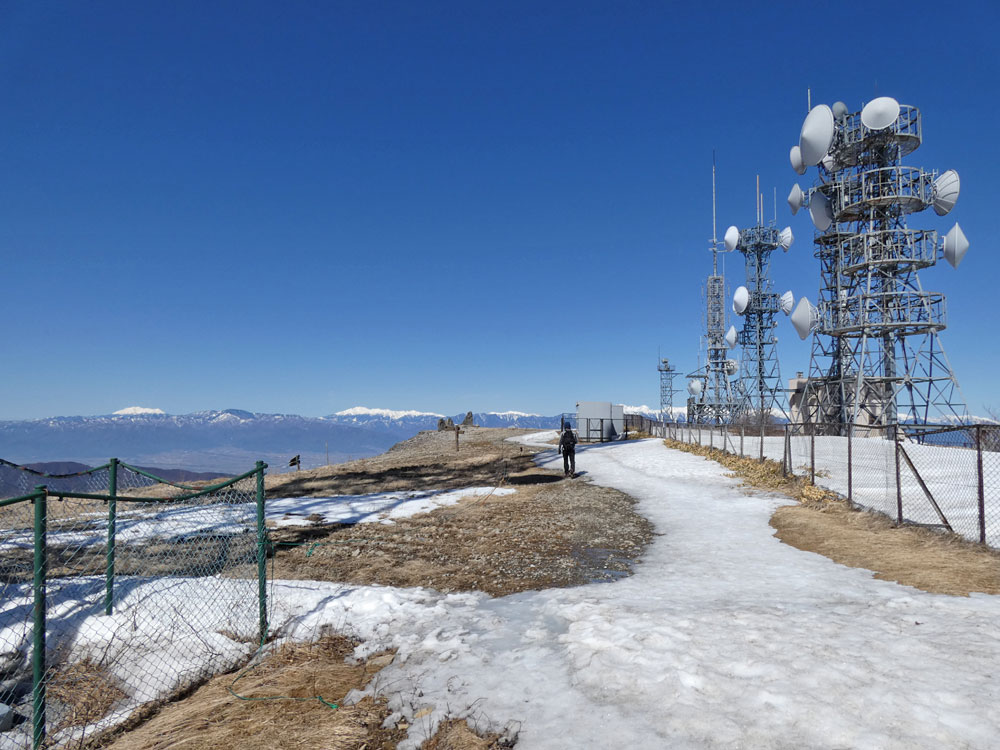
[667,422,1000,550]
[0,459,268,749]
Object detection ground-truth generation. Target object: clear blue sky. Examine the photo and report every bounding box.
[2,0,998,419]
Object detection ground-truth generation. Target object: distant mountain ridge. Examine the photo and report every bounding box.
[0,407,565,474]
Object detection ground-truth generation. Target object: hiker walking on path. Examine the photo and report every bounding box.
[558,424,578,477]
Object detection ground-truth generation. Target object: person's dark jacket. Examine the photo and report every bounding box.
[558,428,578,453]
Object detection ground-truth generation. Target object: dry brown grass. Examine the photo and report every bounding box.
[421,719,508,750]
[101,635,405,750]
[49,660,127,732]
[665,438,1000,597]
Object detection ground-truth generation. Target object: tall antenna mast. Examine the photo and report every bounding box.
[787,96,969,429]
[688,155,742,424]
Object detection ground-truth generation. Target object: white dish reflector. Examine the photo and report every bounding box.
[733,286,749,315]
[688,380,703,396]
[799,104,835,166]
[787,183,804,215]
[725,325,737,349]
[789,145,807,175]
[791,297,819,340]
[724,225,740,252]
[779,226,794,251]
[860,96,900,130]
[809,191,833,231]
[725,359,739,376]
[832,101,848,119]
[943,222,969,268]
[780,290,795,315]
[933,169,961,216]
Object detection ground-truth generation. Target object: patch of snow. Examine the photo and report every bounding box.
[486,411,541,418]
[334,406,444,419]
[112,407,165,416]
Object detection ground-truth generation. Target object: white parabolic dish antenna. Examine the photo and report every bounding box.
[725,325,737,349]
[860,96,900,130]
[809,191,833,231]
[943,222,970,268]
[789,145,807,175]
[733,286,749,315]
[780,290,795,315]
[832,101,848,119]
[779,226,794,251]
[799,104,835,166]
[787,183,804,214]
[725,359,738,376]
[688,380,703,396]
[724,225,740,252]
[791,297,819,340]
[933,170,961,216]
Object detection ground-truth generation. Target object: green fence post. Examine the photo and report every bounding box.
[105,458,118,616]
[32,486,47,750]
[256,461,268,643]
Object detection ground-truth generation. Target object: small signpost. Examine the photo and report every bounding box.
[455,425,463,452]
[288,454,301,471]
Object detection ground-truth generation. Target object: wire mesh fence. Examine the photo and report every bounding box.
[0,459,268,749]
[666,421,1000,550]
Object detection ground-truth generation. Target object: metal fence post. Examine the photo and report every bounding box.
[256,461,268,644]
[32,486,47,750]
[894,426,903,525]
[759,422,765,462]
[847,427,853,506]
[740,427,744,458]
[105,457,118,616]
[709,425,714,451]
[976,426,986,544]
[782,425,789,477]
[810,431,816,484]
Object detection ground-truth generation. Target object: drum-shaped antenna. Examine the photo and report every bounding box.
[787,183,804,215]
[809,191,833,231]
[725,359,739,376]
[943,222,969,268]
[791,297,820,340]
[860,96,900,130]
[932,169,961,216]
[725,325,737,349]
[724,225,740,252]
[799,104,835,166]
[733,286,749,315]
[789,145,807,175]
[832,101,848,120]
[687,380,703,396]
[779,226,794,251]
[780,290,795,315]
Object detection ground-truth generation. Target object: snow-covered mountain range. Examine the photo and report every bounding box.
[0,407,566,474]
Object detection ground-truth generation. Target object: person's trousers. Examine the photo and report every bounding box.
[563,449,575,476]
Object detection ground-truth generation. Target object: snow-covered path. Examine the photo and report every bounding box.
[271,434,1000,749]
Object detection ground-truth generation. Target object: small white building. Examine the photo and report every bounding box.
[576,401,624,442]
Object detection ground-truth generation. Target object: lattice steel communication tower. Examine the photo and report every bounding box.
[686,160,743,424]
[726,198,794,423]
[658,358,677,422]
[787,96,970,428]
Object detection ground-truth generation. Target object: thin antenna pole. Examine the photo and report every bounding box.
[711,152,718,275]
[756,175,761,225]
[773,187,777,225]
[807,87,812,111]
